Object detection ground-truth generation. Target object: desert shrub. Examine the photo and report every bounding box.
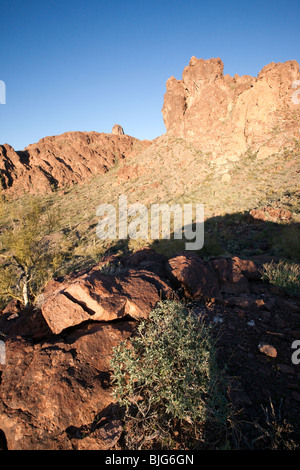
[111,300,229,450]
[0,197,64,306]
[98,260,125,276]
[198,234,223,258]
[254,399,298,450]
[272,225,300,260]
[261,260,300,296]
[151,238,186,258]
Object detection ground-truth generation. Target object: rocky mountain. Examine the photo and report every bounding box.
[162,57,300,160]
[0,129,151,196]
[0,58,299,199]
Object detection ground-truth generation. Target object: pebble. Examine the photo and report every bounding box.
[213,316,224,324]
[258,342,277,358]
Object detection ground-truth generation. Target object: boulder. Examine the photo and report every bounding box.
[41,267,173,335]
[1,247,300,450]
[211,257,250,296]
[167,253,222,301]
[75,420,123,450]
[231,256,261,281]
[0,321,135,450]
[0,304,52,341]
[123,247,168,278]
[249,207,293,223]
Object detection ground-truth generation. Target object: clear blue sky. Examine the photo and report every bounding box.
[0,0,299,150]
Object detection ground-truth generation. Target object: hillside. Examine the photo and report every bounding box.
[0,57,300,451]
[0,129,151,196]
[2,130,297,275]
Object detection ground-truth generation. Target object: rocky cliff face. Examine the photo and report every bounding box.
[0,130,151,196]
[162,57,300,159]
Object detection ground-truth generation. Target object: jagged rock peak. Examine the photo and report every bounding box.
[111,124,124,135]
[162,57,300,160]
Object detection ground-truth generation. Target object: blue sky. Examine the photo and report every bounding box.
[0,0,299,150]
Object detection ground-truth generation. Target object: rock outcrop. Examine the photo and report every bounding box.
[111,124,124,135]
[1,248,300,449]
[41,266,174,335]
[0,131,151,196]
[162,57,300,159]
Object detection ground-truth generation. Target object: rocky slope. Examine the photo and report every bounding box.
[0,129,151,196]
[0,248,299,449]
[162,57,300,160]
[1,58,299,199]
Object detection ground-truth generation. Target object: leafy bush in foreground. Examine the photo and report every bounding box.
[111,300,229,449]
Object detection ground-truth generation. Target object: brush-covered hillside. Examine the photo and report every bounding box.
[0,57,300,451]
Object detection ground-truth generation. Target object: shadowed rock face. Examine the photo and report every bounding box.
[0,320,135,450]
[0,131,151,196]
[162,57,300,160]
[0,248,300,449]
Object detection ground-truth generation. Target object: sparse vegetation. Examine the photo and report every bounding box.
[254,399,297,450]
[98,260,125,276]
[111,300,229,450]
[272,225,300,260]
[0,137,299,308]
[261,260,300,296]
[0,197,65,307]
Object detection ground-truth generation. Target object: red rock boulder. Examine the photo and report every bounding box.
[41,267,173,335]
[167,253,222,301]
[0,321,135,450]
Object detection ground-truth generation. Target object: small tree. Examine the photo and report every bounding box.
[0,197,63,307]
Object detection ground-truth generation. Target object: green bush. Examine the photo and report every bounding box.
[261,260,300,296]
[272,226,300,260]
[0,197,64,306]
[111,300,229,449]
